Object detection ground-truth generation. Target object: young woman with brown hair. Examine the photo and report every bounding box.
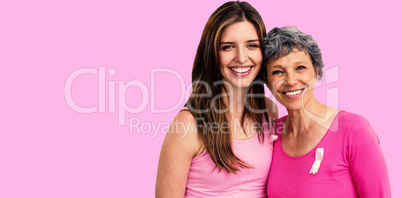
[156,1,277,197]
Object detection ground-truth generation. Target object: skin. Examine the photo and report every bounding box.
[219,20,262,91]
[155,110,202,198]
[266,49,338,157]
[155,20,277,197]
[218,20,275,139]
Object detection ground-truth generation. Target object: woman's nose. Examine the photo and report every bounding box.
[284,72,297,86]
[235,48,247,64]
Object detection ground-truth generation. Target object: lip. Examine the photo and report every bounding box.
[281,88,305,98]
[228,66,253,76]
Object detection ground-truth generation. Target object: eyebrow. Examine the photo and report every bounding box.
[270,61,309,69]
[271,65,282,69]
[294,61,308,65]
[219,39,259,45]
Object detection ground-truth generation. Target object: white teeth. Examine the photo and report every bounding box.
[284,89,303,96]
[230,67,251,73]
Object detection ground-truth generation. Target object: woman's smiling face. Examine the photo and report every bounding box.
[266,49,317,111]
[219,20,262,89]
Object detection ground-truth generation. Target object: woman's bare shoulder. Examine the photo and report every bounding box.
[156,110,203,197]
[166,110,203,156]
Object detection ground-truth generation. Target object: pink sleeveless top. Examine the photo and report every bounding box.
[184,128,274,197]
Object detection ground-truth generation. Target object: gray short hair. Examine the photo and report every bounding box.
[263,26,323,80]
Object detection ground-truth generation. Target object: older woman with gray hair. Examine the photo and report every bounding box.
[264,26,391,197]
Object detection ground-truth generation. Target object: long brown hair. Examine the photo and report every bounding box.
[185,1,269,174]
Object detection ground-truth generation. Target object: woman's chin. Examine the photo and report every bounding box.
[281,103,304,112]
[225,79,255,89]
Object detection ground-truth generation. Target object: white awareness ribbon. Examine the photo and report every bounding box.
[269,134,278,143]
[309,148,324,175]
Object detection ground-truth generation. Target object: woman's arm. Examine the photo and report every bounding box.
[155,111,203,198]
[348,115,391,198]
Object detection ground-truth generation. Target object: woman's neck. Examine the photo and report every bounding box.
[285,97,328,137]
[222,84,246,115]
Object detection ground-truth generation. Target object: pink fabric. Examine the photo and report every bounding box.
[185,133,274,197]
[267,111,391,198]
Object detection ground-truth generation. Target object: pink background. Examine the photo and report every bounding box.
[1,0,401,197]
